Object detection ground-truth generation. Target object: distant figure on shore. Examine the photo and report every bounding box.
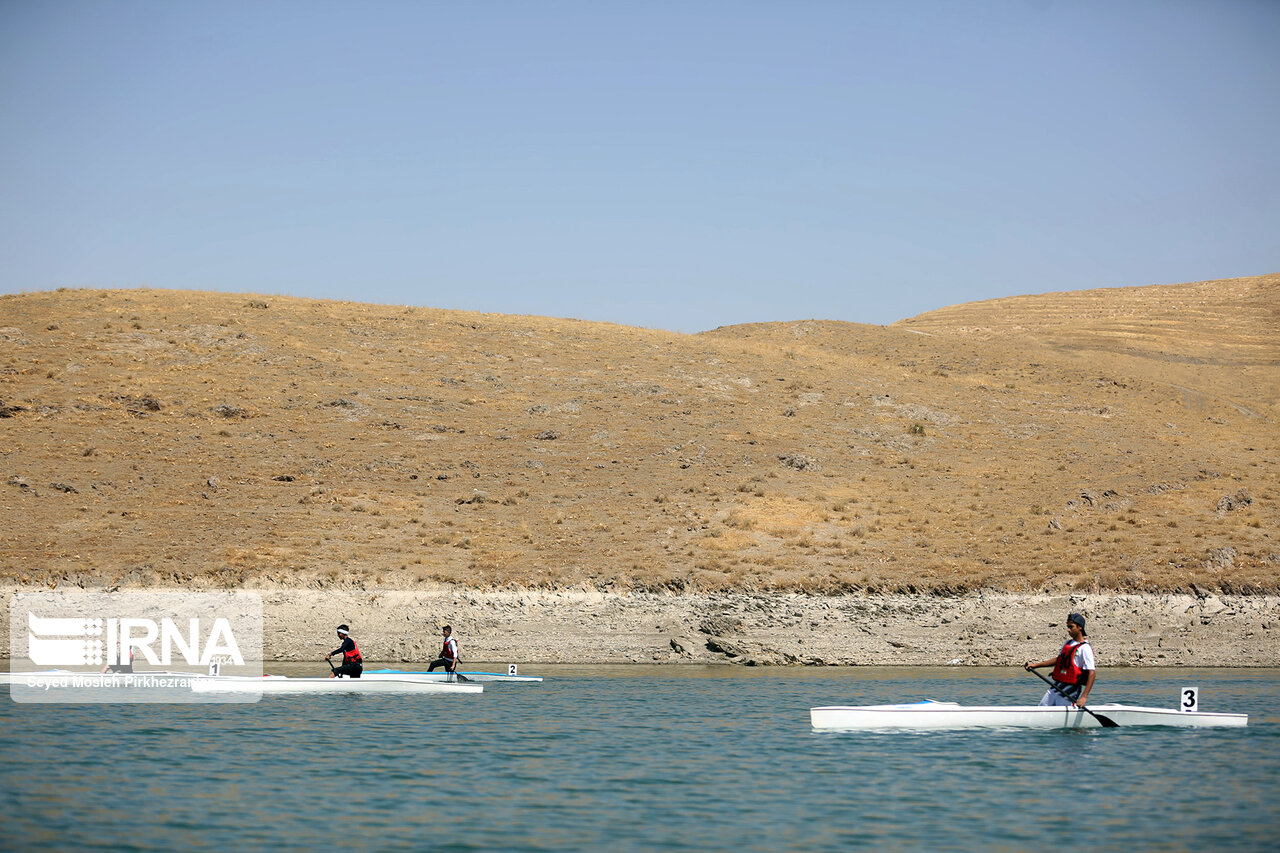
[427,625,459,673]
[326,624,364,678]
[1025,612,1095,707]
[101,645,135,673]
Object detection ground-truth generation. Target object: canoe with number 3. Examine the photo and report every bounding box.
[811,699,1247,730]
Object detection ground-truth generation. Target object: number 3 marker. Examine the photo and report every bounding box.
[1181,686,1199,712]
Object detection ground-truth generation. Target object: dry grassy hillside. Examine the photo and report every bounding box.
[896,274,1280,418]
[1,275,1276,594]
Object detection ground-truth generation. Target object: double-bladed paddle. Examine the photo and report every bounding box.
[1026,666,1119,728]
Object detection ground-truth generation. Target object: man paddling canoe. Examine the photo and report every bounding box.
[101,644,135,674]
[427,625,459,674]
[1025,612,1095,707]
[326,624,364,678]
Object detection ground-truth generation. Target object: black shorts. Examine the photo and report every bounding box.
[333,662,363,678]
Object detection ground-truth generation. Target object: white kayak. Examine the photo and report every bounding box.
[191,676,482,695]
[811,701,1248,730]
[361,668,543,683]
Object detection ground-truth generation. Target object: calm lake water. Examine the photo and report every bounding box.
[2,665,1277,851]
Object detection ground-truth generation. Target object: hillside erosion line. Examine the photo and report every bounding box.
[3,587,1275,667]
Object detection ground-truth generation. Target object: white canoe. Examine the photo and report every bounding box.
[811,701,1248,730]
[361,668,543,683]
[191,676,482,695]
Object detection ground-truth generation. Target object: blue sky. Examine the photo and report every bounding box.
[1,1,1276,332]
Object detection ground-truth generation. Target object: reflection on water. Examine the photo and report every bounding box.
[1,666,1277,851]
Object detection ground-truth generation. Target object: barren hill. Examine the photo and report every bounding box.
[896,274,1280,419]
[2,274,1276,595]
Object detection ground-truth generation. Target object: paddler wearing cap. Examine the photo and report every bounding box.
[1024,613,1095,707]
[325,624,364,678]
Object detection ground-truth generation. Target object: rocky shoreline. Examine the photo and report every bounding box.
[6,587,1277,667]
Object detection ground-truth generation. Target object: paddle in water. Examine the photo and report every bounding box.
[1027,666,1119,727]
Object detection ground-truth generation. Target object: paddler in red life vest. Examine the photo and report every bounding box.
[326,624,364,678]
[427,625,459,674]
[1024,612,1095,707]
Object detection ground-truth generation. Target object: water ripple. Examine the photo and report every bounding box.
[1,666,1277,851]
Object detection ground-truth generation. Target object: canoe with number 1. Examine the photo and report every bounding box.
[190,675,482,694]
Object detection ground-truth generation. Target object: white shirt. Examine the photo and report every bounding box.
[1073,641,1096,672]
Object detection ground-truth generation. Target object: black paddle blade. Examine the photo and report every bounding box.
[1026,666,1118,728]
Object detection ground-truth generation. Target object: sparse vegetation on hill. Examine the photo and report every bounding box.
[1,274,1276,593]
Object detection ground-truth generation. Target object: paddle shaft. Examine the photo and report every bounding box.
[1026,666,1118,727]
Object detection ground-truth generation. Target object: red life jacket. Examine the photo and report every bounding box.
[441,637,457,662]
[1051,640,1088,684]
[343,639,363,666]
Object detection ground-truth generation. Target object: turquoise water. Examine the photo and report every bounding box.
[2,666,1277,851]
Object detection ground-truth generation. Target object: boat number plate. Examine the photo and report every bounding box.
[1180,686,1199,713]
